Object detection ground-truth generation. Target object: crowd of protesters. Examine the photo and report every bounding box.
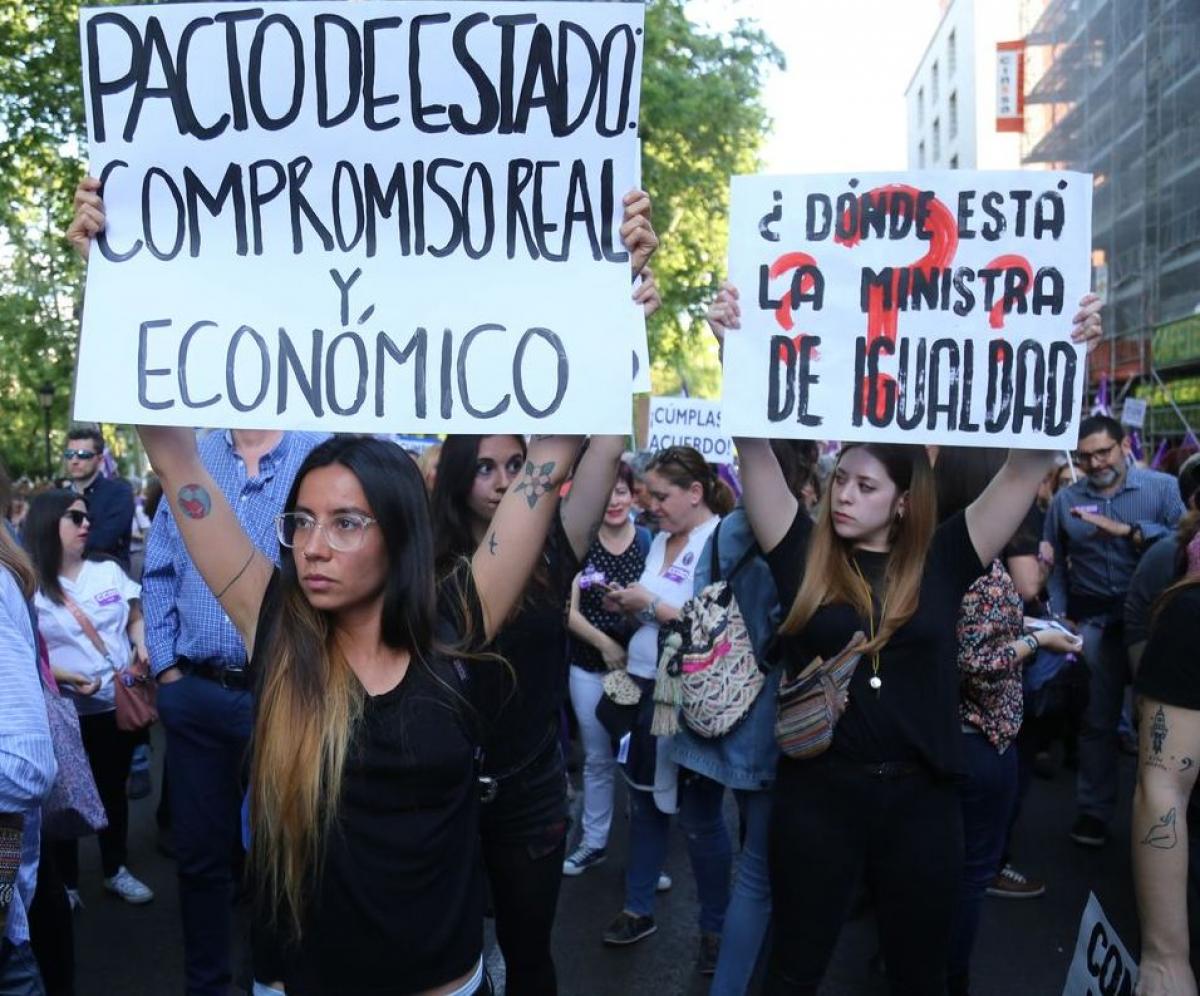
[0,168,1197,996]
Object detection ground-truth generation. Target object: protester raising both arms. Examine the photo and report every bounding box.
[134,420,584,996]
[707,281,1102,995]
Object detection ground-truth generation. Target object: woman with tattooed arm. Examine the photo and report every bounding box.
[1132,523,1200,996]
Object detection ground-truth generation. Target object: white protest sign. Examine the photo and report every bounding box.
[646,397,733,464]
[1062,892,1136,996]
[1121,398,1147,429]
[75,2,643,434]
[724,171,1093,448]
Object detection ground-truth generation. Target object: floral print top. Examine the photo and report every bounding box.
[957,559,1024,751]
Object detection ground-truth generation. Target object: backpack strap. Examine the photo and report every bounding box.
[709,520,760,587]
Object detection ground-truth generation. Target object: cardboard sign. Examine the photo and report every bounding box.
[723,171,1093,448]
[646,397,733,463]
[1120,398,1147,429]
[74,2,644,434]
[1061,893,1136,996]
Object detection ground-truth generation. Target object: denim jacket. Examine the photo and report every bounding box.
[671,507,783,791]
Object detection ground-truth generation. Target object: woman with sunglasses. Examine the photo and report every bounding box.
[26,490,154,907]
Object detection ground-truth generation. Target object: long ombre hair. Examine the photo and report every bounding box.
[781,444,936,654]
[250,436,444,937]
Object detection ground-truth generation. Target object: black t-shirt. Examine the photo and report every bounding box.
[1135,586,1200,710]
[484,516,580,773]
[251,571,507,995]
[570,529,648,673]
[766,508,985,777]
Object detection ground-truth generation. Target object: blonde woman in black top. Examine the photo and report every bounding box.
[707,282,1101,995]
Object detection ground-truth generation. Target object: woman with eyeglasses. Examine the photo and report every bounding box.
[599,445,735,948]
[126,425,584,996]
[26,490,154,908]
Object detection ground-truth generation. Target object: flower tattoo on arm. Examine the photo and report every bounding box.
[513,461,556,510]
[178,484,212,520]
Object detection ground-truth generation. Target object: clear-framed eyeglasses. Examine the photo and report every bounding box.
[275,512,377,553]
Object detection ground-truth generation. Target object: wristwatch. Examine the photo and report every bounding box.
[639,597,661,625]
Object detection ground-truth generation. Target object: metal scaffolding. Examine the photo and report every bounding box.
[1021,0,1200,437]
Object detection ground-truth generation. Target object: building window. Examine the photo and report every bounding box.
[931,61,939,102]
[949,91,958,139]
[932,119,941,162]
[919,141,926,168]
[949,154,959,169]
[917,87,924,126]
[948,30,956,77]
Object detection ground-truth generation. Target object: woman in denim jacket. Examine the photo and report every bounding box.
[671,441,814,991]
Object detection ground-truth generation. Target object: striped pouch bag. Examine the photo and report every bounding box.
[775,632,866,760]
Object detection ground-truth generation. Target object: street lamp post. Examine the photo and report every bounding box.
[37,382,54,482]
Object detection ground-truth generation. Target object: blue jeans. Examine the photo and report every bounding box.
[947,732,1019,991]
[624,788,671,918]
[156,672,253,996]
[0,942,45,996]
[1076,617,1129,825]
[678,772,732,935]
[679,773,773,995]
[716,791,772,995]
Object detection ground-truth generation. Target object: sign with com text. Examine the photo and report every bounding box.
[723,171,1093,449]
[75,1,644,433]
[1062,893,1136,996]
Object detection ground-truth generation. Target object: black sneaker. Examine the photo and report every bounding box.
[603,912,657,946]
[1070,814,1108,847]
[698,932,720,976]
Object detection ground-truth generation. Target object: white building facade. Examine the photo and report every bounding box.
[904,0,1024,171]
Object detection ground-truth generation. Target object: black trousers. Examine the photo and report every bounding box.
[55,710,138,885]
[764,757,963,996]
[479,740,568,996]
[29,834,73,996]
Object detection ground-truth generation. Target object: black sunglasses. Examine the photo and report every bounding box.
[63,449,99,460]
[62,510,91,527]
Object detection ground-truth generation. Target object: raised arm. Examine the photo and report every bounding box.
[136,426,273,654]
[707,281,798,552]
[1133,697,1200,996]
[559,436,625,562]
[472,435,583,643]
[966,295,1103,566]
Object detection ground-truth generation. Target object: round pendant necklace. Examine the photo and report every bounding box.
[852,559,888,695]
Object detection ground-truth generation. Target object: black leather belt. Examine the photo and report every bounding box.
[178,659,251,691]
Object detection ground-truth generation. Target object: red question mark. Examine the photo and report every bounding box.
[836,185,958,421]
[768,251,822,361]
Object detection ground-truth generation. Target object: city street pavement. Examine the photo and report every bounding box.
[71,729,1139,995]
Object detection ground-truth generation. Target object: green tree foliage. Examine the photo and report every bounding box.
[0,0,778,479]
[641,1,781,396]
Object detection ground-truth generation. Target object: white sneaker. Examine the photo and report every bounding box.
[65,887,84,912]
[104,866,154,905]
[656,873,672,893]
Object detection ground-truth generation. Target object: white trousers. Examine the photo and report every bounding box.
[568,665,619,850]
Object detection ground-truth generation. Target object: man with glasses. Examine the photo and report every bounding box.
[64,424,134,571]
[143,428,324,996]
[1044,414,1186,848]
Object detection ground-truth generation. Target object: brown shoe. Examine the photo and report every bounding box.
[986,864,1046,899]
